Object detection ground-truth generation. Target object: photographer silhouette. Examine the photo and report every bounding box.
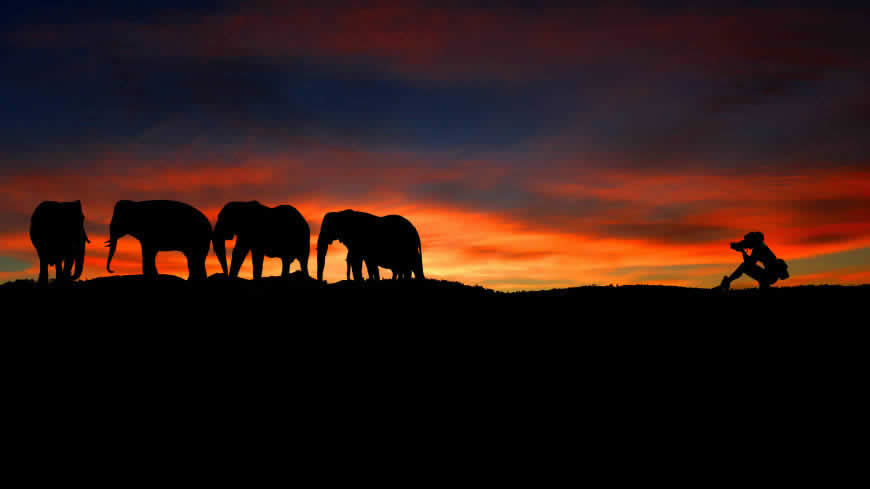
[717,232,789,291]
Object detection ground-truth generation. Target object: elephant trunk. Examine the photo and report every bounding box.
[213,222,229,276]
[71,243,85,280]
[415,249,424,280]
[316,238,328,282]
[105,236,117,274]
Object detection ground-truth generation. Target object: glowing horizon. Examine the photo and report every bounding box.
[2,2,869,290]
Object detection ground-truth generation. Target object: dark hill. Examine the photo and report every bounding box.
[2,275,866,328]
[2,273,864,446]
[4,273,867,298]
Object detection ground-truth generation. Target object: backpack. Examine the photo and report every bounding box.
[775,259,789,280]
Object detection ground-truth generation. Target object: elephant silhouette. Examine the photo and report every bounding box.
[316,209,424,283]
[105,200,212,280]
[213,201,311,279]
[30,200,90,285]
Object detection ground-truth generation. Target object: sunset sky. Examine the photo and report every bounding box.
[2,1,869,289]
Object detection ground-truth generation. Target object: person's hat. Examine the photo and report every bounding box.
[744,231,764,242]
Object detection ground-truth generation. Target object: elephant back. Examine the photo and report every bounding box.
[140,200,211,231]
[30,201,84,249]
[134,200,212,251]
[266,204,310,253]
[272,205,309,231]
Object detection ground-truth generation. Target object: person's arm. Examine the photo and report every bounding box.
[742,248,758,265]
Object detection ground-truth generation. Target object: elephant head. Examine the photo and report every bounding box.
[316,210,356,282]
[105,200,135,273]
[213,201,258,276]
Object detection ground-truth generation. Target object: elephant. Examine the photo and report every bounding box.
[317,209,424,283]
[213,201,311,279]
[29,200,90,285]
[105,200,212,280]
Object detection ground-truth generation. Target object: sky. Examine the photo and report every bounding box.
[1,1,869,289]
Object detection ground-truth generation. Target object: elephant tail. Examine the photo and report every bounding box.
[414,235,424,280]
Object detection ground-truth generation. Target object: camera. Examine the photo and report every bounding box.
[730,242,743,251]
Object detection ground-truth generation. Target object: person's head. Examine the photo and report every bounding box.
[730,231,763,251]
[744,231,764,244]
[731,231,764,250]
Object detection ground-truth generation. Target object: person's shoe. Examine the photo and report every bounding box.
[717,276,731,291]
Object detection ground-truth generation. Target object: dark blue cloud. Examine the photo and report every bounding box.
[1,36,580,167]
[0,1,238,26]
[2,1,868,178]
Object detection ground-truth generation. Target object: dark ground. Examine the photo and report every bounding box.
[1,274,863,475]
[2,272,867,325]
[4,271,867,296]
[2,272,864,342]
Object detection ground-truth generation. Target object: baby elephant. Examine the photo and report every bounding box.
[30,200,90,285]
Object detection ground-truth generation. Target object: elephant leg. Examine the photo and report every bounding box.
[55,259,64,281]
[351,257,364,282]
[143,246,158,279]
[62,255,74,279]
[252,250,265,280]
[197,252,207,281]
[38,259,48,286]
[185,253,195,280]
[299,255,309,279]
[186,252,205,281]
[230,245,249,278]
[365,259,380,281]
[281,257,291,278]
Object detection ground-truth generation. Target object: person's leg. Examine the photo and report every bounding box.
[727,263,746,283]
[740,263,771,288]
[759,269,778,289]
[720,251,755,289]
